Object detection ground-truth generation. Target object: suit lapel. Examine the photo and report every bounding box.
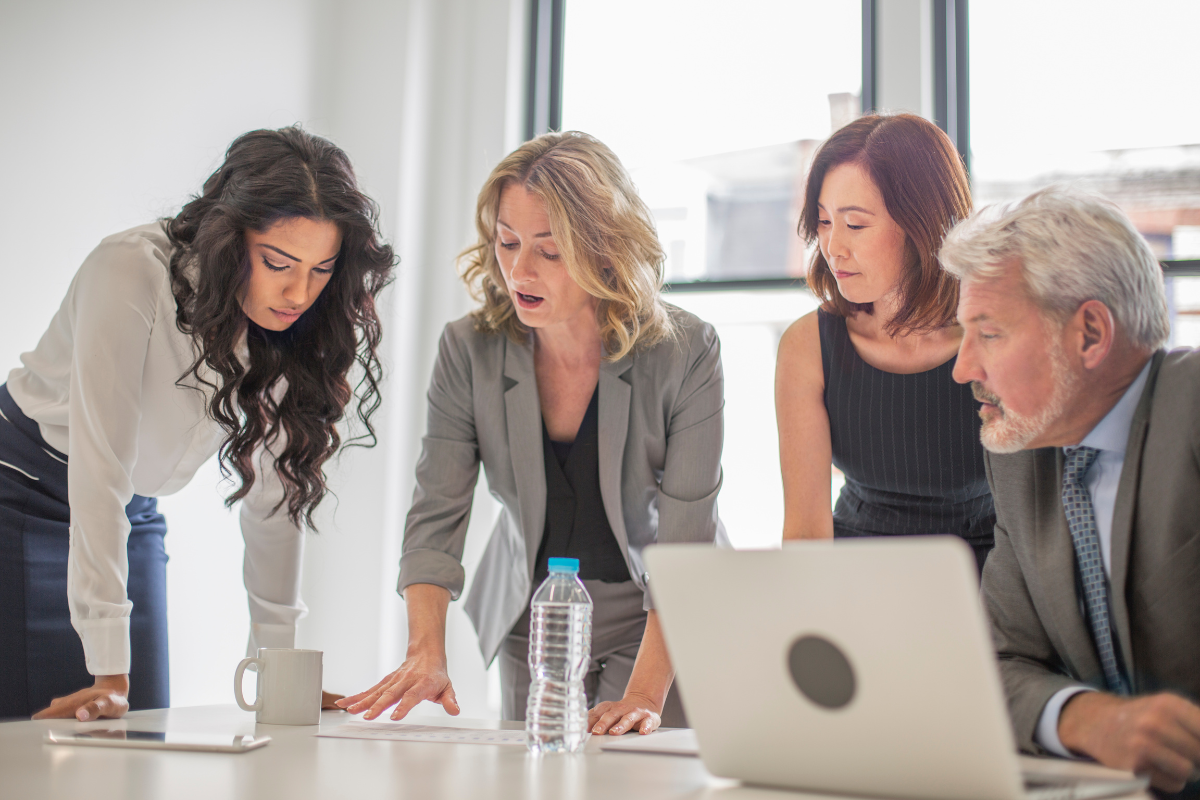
[1107,350,1164,684]
[1035,447,1103,682]
[503,336,547,578]
[598,355,633,568]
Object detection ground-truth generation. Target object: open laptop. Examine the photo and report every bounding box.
[644,538,1148,800]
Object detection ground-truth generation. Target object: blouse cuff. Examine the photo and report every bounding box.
[398,549,466,600]
[247,622,297,657]
[77,617,131,676]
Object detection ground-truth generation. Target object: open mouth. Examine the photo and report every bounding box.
[514,291,544,309]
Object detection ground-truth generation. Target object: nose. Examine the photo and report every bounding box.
[282,270,310,307]
[824,222,849,261]
[952,335,981,386]
[509,247,537,284]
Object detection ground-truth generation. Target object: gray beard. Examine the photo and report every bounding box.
[978,343,1077,454]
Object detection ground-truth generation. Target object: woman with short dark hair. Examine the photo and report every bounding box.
[775,113,994,569]
[0,126,395,721]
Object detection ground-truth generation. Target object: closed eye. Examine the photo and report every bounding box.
[540,250,560,261]
[499,241,519,250]
[262,256,288,272]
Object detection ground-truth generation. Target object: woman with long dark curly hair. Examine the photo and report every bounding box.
[0,126,394,721]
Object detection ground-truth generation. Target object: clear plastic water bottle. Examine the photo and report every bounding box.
[525,557,593,754]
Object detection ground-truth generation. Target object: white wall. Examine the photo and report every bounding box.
[0,0,523,716]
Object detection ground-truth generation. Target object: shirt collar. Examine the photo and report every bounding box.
[1069,358,1153,456]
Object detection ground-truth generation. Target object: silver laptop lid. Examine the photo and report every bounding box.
[645,537,1026,800]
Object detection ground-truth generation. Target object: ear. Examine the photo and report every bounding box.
[1074,300,1115,370]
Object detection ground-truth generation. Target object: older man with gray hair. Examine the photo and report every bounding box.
[942,187,1200,795]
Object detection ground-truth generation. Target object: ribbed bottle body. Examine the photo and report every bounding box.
[525,565,592,754]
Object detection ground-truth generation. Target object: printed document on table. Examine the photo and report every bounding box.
[317,721,527,746]
[598,728,699,756]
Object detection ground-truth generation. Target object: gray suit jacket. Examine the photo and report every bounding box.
[398,307,726,665]
[983,348,1200,753]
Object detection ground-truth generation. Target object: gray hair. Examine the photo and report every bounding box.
[939,187,1169,350]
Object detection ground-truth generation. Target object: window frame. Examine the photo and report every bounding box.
[544,0,1200,286]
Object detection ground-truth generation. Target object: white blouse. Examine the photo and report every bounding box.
[7,223,305,677]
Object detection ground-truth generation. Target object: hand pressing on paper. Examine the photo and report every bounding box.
[337,583,460,721]
[336,650,459,721]
[32,674,130,721]
[589,692,662,736]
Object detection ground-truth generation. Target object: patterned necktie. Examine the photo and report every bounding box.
[1061,446,1129,695]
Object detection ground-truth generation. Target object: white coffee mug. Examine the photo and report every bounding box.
[234,648,323,725]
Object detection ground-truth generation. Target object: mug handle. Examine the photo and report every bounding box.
[234,657,264,712]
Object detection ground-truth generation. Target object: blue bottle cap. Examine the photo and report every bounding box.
[547,557,580,573]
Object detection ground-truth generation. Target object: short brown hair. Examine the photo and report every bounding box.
[460,131,674,361]
[800,113,971,335]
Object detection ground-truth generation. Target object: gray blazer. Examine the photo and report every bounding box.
[982,348,1200,753]
[398,307,726,665]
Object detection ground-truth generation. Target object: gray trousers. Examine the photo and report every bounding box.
[498,579,688,727]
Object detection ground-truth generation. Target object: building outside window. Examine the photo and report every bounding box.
[970,0,1200,344]
[561,0,1199,548]
[561,0,863,547]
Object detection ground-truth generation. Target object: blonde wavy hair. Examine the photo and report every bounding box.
[459,131,675,360]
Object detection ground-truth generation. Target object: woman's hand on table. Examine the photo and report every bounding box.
[589,692,662,736]
[322,691,346,710]
[31,674,130,721]
[334,649,459,721]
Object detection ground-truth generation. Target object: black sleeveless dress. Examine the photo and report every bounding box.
[818,310,995,572]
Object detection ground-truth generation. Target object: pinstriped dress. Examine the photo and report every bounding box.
[818,311,995,565]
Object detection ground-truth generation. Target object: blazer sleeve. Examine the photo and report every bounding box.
[64,235,162,676]
[396,324,482,600]
[981,452,1084,754]
[655,321,725,545]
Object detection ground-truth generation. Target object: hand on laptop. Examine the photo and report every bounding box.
[1058,691,1200,792]
[589,693,662,736]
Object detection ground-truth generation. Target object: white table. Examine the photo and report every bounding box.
[0,704,769,800]
[0,705,1153,800]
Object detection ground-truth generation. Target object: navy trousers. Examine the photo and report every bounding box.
[0,385,169,720]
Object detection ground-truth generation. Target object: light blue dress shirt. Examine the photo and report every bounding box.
[1033,359,1152,757]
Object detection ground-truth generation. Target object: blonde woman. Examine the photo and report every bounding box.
[339,131,725,735]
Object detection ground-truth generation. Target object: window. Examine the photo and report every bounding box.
[561,0,861,285]
[970,0,1200,344]
[560,0,864,545]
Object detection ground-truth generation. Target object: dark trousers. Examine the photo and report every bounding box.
[498,578,688,727]
[0,385,169,720]
[834,526,993,578]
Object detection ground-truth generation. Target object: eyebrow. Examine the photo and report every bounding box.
[497,218,553,238]
[817,202,876,215]
[262,244,339,265]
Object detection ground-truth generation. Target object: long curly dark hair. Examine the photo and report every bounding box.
[165,126,395,528]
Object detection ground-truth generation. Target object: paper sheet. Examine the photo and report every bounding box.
[597,728,699,757]
[316,721,527,747]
